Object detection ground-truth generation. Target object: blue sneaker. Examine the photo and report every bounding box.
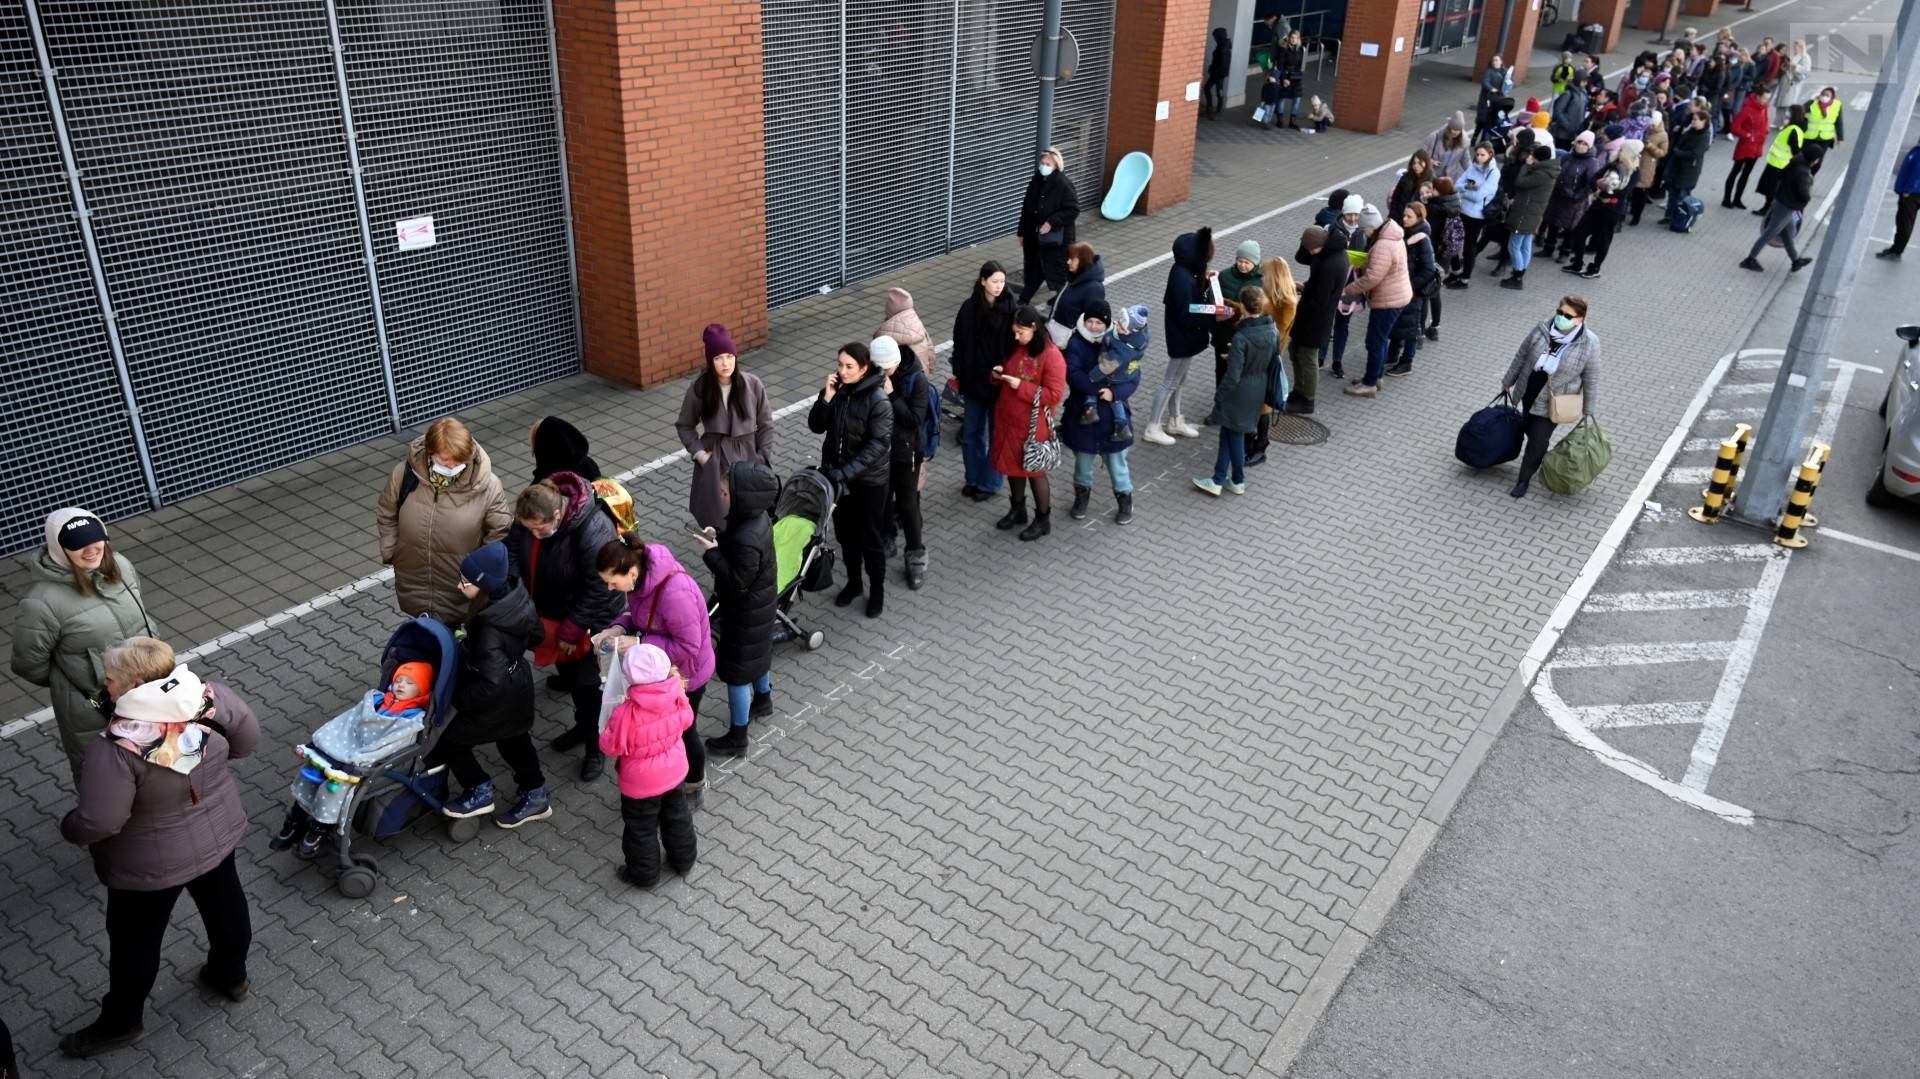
[442,780,494,818]
[496,786,553,829]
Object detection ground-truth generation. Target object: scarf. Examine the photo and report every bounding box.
[109,686,213,775]
[1075,316,1104,344]
[1537,322,1584,374]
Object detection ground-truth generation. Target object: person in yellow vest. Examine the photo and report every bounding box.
[1752,103,1808,218]
[1803,86,1842,174]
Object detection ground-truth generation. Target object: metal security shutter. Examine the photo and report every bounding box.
[337,0,578,424]
[843,0,954,281]
[763,0,842,305]
[36,1,390,503]
[0,2,148,554]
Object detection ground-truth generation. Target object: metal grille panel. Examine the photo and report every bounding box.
[763,0,842,305]
[337,0,578,423]
[843,0,954,281]
[0,1,147,554]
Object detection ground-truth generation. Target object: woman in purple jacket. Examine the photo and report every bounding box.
[58,637,260,1060]
[594,532,715,800]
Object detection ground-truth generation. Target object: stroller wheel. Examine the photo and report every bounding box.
[338,864,377,899]
[806,631,826,651]
[447,816,482,843]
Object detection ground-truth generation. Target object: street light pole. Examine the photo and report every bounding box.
[1036,0,1063,154]
[1728,5,1920,530]
[1652,0,1682,45]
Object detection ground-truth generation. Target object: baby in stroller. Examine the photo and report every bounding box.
[271,662,435,859]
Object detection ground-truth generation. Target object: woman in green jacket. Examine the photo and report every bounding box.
[10,509,152,785]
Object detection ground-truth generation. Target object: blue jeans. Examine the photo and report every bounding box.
[726,674,771,728]
[1508,231,1534,273]
[1362,304,1404,385]
[1072,449,1134,494]
[1212,428,1246,486]
[1332,310,1352,363]
[961,397,1001,492]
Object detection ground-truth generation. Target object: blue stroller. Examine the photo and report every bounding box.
[269,617,460,897]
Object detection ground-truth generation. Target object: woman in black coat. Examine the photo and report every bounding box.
[1016,147,1080,304]
[432,541,549,827]
[695,461,778,757]
[1289,224,1349,413]
[872,338,932,590]
[953,261,1016,502]
[808,342,894,617]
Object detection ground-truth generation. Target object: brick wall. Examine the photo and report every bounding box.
[1474,0,1542,89]
[1333,0,1420,134]
[1580,0,1633,52]
[553,0,770,388]
[1104,0,1209,214]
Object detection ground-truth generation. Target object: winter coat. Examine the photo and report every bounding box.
[1505,157,1559,234]
[809,368,892,488]
[874,287,940,389]
[1062,328,1142,455]
[1547,151,1604,230]
[1426,191,1463,257]
[444,580,542,746]
[61,682,258,891]
[1273,44,1305,97]
[530,417,600,483]
[1402,222,1440,297]
[608,545,714,691]
[1049,256,1107,335]
[505,471,623,652]
[676,371,774,532]
[1162,229,1214,359]
[1212,260,1265,354]
[1668,122,1712,190]
[1346,219,1413,310]
[1550,87,1590,143]
[1208,30,1232,79]
[1458,160,1502,218]
[704,462,778,686]
[886,352,932,463]
[12,549,150,781]
[1897,145,1920,196]
[1422,114,1473,179]
[1502,322,1603,420]
[1638,127,1669,188]
[1773,160,1815,212]
[990,339,1067,478]
[1208,315,1276,434]
[1291,234,1349,350]
[376,438,512,624]
[1017,169,1079,246]
[952,291,1015,402]
[600,676,692,800]
[1731,96,1771,161]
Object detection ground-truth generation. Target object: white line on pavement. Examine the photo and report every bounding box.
[1664,466,1715,486]
[1619,544,1779,565]
[1681,553,1790,790]
[1548,640,1738,668]
[1536,672,1757,825]
[1573,699,1711,729]
[1581,589,1759,612]
[1818,527,1920,564]
[1701,406,1767,422]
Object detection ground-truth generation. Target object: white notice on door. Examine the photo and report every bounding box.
[396,215,436,251]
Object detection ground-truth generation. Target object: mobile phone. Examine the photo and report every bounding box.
[682,522,713,541]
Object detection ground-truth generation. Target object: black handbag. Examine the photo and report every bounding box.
[1037,227,1065,248]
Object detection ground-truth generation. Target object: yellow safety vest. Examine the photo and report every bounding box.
[1807,99,1841,141]
[1766,124,1806,168]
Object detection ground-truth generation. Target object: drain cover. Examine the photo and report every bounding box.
[1267,414,1330,445]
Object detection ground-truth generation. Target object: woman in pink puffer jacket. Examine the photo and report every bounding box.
[600,643,698,887]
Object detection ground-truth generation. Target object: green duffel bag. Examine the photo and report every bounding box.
[1540,416,1613,495]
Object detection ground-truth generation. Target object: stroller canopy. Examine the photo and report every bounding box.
[381,617,460,726]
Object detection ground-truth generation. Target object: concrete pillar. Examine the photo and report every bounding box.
[1474,0,1542,88]
[552,0,769,387]
[1580,0,1632,52]
[1207,0,1259,107]
[1333,0,1421,134]
[1106,0,1209,213]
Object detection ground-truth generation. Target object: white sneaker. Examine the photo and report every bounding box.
[1142,423,1176,446]
[1170,417,1202,438]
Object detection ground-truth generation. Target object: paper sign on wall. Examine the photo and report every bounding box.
[1155,100,1170,121]
[396,215,436,251]
[1359,42,1380,57]
[1184,80,1200,101]
[1394,36,1406,52]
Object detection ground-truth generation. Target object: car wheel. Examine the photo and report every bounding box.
[1866,470,1897,508]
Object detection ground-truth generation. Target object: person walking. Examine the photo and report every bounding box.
[506,473,622,780]
[875,333,931,588]
[1451,144,1502,286]
[1194,288,1277,496]
[990,306,1068,540]
[1144,227,1224,444]
[57,640,258,1059]
[1500,145,1558,290]
[602,643,699,889]
[809,342,894,614]
[1016,148,1079,304]
[694,462,778,757]
[953,262,1015,501]
[1062,300,1140,522]
[1740,145,1821,273]
[1752,103,1808,217]
[593,531,713,800]
[1723,90,1771,208]
[1047,243,1107,347]
[1499,295,1601,499]
[1661,105,1712,228]
[1203,27,1232,119]
[12,509,152,787]
[1288,224,1346,415]
[375,417,512,625]
[1341,205,1411,397]
[1876,138,1920,260]
[1632,109,1669,225]
[676,323,775,533]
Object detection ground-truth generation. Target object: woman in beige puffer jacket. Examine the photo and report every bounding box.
[375,418,511,624]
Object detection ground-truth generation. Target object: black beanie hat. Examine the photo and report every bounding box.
[1083,299,1112,324]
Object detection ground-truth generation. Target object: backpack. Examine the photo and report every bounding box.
[1669,194,1705,233]
[1442,215,1466,261]
[915,371,941,459]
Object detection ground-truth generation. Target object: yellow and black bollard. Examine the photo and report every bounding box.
[1706,422,1753,506]
[1773,443,1831,548]
[1687,434,1744,524]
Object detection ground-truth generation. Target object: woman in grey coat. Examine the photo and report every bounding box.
[676,323,774,530]
[1501,295,1601,498]
[10,508,152,786]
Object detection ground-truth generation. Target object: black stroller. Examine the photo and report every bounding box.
[708,466,836,651]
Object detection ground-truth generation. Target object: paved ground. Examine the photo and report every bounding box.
[1284,113,1920,1079]
[0,0,1892,1073]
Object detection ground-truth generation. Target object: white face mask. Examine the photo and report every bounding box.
[430,462,467,479]
[1038,164,1055,176]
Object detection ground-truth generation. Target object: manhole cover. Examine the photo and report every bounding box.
[1268,414,1330,445]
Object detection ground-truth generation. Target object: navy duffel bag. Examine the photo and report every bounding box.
[1455,393,1525,469]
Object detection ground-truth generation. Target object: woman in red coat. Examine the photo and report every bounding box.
[990,305,1067,541]
[1723,91,1772,209]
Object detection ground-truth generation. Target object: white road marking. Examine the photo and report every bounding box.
[1581,589,1758,612]
[1619,544,1779,566]
[1548,640,1737,668]
[1720,379,1831,395]
[1572,699,1711,729]
[1819,527,1920,564]
[1536,672,1757,825]
[1681,554,1790,790]
[1700,407,1767,422]
[1809,364,1857,451]
[1664,465,1716,486]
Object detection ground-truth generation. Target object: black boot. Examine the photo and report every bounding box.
[1018,509,1051,541]
[58,1020,144,1059]
[833,548,863,606]
[1068,485,1092,520]
[704,723,749,757]
[863,553,885,618]
[1499,270,1524,290]
[1113,493,1134,525]
[270,806,312,850]
[994,498,1028,531]
[1510,477,1531,498]
[580,746,605,782]
[904,547,927,590]
[750,689,773,718]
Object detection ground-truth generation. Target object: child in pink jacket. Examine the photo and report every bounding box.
[600,643,698,887]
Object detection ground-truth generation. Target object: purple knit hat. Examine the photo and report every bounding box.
[702,323,736,361]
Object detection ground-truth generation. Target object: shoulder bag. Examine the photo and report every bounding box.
[1020,378,1062,472]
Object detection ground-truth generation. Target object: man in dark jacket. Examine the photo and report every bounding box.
[875,338,931,588]
[700,462,779,757]
[1016,148,1079,303]
[1876,138,1920,259]
[1290,225,1348,415]
[1145,227,1221,443]
[1549,82,1590,144]
[1203,27,1231,119]
[507,471,622,779]
[1661,105,1714,227]
[1741,145,1821,272]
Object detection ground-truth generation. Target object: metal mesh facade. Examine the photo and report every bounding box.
[763,0,1114,306]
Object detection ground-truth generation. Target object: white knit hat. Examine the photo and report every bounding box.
[1341,193,1365,215]
[868,336,902,371]
[113,665,206,725]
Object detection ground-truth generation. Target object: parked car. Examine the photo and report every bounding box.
[1868,324,1920,507]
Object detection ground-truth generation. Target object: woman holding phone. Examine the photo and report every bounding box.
[989,306,1068,541]
[808,342,894,617]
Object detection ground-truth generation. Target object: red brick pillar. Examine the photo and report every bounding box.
[1105,0,1209,213]
[1580,0,1632,52]
[552,0,770,387]
[1681,0,1717,17]
[1334,0,1421,133]
[1474,0,1541,88]
[1636,0,1672,32]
